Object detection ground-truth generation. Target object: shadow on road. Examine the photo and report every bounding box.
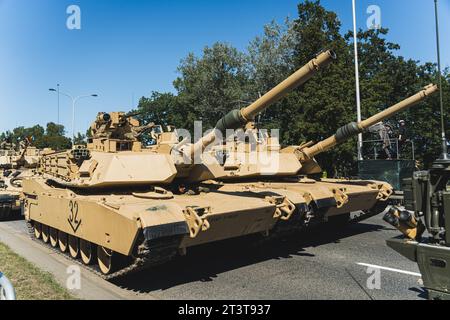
[408,287,427,300]
[0,212,23,222]
[112,221,389,293]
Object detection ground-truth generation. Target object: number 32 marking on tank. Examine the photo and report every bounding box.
[68,201,82,233]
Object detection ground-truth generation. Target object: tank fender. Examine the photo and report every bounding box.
[138,203,189,241]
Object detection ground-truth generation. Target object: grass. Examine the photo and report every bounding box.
[0,242,75,300]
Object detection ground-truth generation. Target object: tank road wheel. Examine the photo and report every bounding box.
[33,222,42,239]
[49,228,59,248]
[68,235,80,259]
[41,225,50,244]
[58,231,68,253]
[80,240,96,265]
[97,246,119,275]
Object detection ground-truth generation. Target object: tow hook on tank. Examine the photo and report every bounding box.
[265,196,296,221]
[331,188,349,208]
[183,206,212,238]
[370,183,393,201]
[383,207,426,240]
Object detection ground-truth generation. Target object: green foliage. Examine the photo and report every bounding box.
[135,92,182,128]
[73,132,87,146]
[0,123,72,151]
[174,43,253,130]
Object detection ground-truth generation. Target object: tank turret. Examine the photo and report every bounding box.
[88,111,156,152]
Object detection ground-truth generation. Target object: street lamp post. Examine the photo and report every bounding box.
[352,0,363,161]
[434,0,448,159]
[49,89,98,142]
[57,84,60,124]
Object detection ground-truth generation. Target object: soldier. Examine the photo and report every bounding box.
[368,122,394,160]
[398,120,410,157]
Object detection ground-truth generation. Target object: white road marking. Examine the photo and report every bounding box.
[357,263,421,277]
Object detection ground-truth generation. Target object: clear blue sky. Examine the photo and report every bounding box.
[0,0,449,135]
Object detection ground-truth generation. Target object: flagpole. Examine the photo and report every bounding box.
[434,0,448,159]
[352,0,363,161]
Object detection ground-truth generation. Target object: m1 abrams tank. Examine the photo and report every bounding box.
[22,50,437,279]
[189,84,438,234]
[0,140,44,220]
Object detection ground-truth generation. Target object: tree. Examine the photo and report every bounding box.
[37,123,72,151]
[247,19,298,130]
[173,43,253,131]
[8,125,45,147]
[73,133,87,146]
[0,123,72,151]
[135,92,181,128]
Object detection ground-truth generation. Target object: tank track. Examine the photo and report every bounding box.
[26,221,181,281]
[262,201,390,243]
[349,201,389,224]
[0,203,18,221]
[0,203,12,221]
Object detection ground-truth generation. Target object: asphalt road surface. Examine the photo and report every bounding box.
[0,215,425,300]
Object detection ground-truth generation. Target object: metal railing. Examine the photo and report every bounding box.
[362,139,415,161]
[0,272,16,300]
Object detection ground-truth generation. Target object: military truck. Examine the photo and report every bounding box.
[21,50,437,278]
[384,154,450,300]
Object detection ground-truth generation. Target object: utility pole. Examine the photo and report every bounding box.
[434,0,448,159]
[352,0,363,160]
[57,84,60,124]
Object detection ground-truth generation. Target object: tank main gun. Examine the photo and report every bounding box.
[298,84,438,162]
[187,50,337,160]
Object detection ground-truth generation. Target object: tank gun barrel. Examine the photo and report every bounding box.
[96,113,112,124]
[301,84,438,160]
[189,50,337,159]
[240,50,336,121]
[125,111,143,118]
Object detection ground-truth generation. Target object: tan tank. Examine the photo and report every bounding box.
[195,84,438,230]
[0,140,46,220]
[21,50,437,278]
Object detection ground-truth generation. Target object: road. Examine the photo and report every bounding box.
[0,215,425,300]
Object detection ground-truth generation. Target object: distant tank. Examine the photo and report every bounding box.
[22,49,437,279]
[0,140,45,220]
